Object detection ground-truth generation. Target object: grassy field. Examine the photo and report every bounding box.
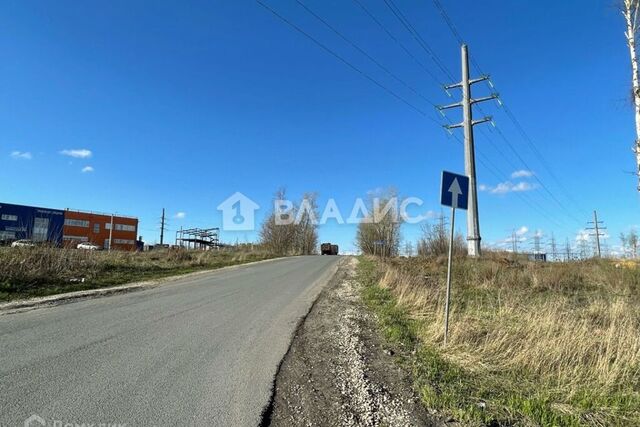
[358,255,640,426]
[0,246,276,302]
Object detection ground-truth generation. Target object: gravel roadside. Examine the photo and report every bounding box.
[265,257,443,426]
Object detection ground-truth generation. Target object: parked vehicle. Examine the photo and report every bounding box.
[321,242,339,255]
[11,239,35,248]
[77,242,101,250]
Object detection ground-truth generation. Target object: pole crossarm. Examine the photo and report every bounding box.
[471,93,499,105]
[444,122,464,130]
[444,75,489,90]
[437,101,463,110]
[472,116,492,126]
[469,75,490,85]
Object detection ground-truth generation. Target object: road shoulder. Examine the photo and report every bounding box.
[265,257,442,426]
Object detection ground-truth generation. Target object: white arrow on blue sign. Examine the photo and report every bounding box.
[440,170,469,210]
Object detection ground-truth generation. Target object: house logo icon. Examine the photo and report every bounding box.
[217,192,260,231]
[24,414,46,427]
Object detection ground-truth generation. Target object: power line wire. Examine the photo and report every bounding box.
[431,0,465,45]
[295,0,438,108]
[430,0,588,216]
[382,0,454,82]
[492,125,583,225]
[451,132,570,229]
[371,0,577,227]
[256,0,440,124]
[351,0,442,87]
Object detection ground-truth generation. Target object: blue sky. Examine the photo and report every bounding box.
[1,0,638,254]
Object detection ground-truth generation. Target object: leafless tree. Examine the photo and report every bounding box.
[416,217,466,257]
[259,189,319,255]
[622,0,640,190]
[404,240,414,257]
[356,190,402,257]
[628,229,638,258]
[619,230,638,258]
[294,192,319,255]
[259,188,297,255]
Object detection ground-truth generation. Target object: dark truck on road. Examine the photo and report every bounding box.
[320,242,339,255]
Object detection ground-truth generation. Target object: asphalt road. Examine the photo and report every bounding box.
[0,255,340,427]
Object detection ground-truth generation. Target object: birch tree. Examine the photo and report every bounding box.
[623,0,640,190]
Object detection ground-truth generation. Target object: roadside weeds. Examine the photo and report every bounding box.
[358,256,640,426]
[0,255,287,314]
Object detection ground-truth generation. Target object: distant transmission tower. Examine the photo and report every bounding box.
[530,231,545,254]
[549,232,558,262]
[586,210,606,258]
[565,238,572,261]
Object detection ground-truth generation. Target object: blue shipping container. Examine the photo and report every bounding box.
[0,202,65,245]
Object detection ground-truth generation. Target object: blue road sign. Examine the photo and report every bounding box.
[440,171,469,210]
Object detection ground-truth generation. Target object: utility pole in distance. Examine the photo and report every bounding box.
[108,213,114,252]
[438,44,498,257]
[586,210,606,258]
[160,208,166,245]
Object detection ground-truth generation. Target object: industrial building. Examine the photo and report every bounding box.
[0,201,138,250]
[0,202,65,245]
[63,209,138,251]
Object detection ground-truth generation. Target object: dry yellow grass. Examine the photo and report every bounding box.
[0,246,274,301]
[369,255,640,425]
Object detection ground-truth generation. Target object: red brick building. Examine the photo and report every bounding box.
[63,209,138,251]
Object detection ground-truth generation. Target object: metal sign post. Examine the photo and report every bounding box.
[440,171,469,345]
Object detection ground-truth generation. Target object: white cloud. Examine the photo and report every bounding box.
[423,210,437,219]
[174,212,186,219]
[481,181,537,194]
[10,150,32,160]
[81,166,94,173]
[516,226,529,236]
[511,169,534,178]
[60,149,92,158]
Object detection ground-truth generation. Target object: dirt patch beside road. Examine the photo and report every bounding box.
[266,257,443,426]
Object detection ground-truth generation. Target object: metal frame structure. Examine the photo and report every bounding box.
[175,227,220,250]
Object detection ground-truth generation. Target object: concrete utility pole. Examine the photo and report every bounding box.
[108,214,114,252]
[439,44,497,257]
[586,210,606,258]
[160,208,166,245]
